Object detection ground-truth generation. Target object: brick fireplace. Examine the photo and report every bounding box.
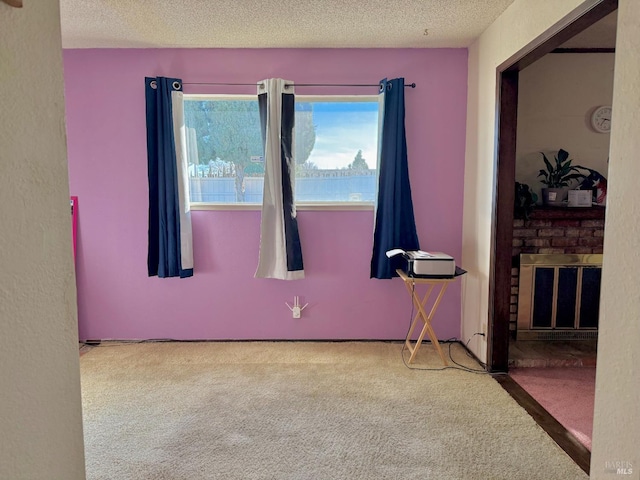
[510,206,605,336]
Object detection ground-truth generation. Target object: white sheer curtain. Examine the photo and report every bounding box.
[255,78,304,280]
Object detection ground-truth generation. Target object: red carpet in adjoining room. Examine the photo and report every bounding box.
[509,367,596,451]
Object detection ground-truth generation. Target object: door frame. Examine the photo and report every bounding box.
[487,0,618,372]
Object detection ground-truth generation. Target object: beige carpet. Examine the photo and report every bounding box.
[80,342,587,479]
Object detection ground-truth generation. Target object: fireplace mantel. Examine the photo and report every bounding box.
[526,206,605,220]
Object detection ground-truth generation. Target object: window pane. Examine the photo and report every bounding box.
[184,96,379,204]
[296,101,378,203]
[184,98,264,203]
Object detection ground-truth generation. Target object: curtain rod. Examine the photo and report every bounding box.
[183,81,416,88]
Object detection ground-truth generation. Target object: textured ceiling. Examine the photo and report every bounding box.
[59,0,517,49]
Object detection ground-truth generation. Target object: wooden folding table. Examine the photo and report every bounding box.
[396,269,456,365]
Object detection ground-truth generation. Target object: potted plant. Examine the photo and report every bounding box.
[538,149,585,206]
[515,182,538,219]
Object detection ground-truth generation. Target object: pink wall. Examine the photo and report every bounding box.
[63,48,468,342]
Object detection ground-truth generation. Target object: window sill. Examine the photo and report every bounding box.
[189,202,374,211]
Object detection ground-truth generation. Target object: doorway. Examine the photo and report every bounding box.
[488,0,617,373]
[488,0,618,473]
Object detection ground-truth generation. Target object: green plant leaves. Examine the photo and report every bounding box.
[538,149,585,188]
[557,148,569,163]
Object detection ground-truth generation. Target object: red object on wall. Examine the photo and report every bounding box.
[70,196,78,262]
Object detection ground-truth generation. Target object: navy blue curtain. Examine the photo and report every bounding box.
[370,78,420,279]
[145,76,194,278]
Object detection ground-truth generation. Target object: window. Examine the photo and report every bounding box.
[184,95,379,206]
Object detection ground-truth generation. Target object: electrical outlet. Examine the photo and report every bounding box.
[292,306,301,319]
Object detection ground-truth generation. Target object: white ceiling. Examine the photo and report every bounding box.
[59,0,517,49]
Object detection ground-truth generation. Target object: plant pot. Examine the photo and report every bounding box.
[541,187,568,207]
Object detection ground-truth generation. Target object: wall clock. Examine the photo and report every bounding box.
[590,106,612,133]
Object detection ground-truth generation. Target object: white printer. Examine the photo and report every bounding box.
[387,249,456,278]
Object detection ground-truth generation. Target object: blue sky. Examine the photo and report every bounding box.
[300,101,379,170]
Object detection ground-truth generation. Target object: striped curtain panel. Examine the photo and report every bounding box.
[370,78,420,279]
[145,77,194,278]
[255,78,304,280]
